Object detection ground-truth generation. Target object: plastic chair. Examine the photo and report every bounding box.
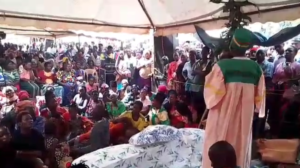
[84,69,99,82]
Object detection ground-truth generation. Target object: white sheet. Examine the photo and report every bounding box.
[72,128,205,168]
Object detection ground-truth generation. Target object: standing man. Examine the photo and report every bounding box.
[202,28,265,168]
[182,50,200,104]
[273,44,285,70]
[256,49,274,88]
[124,50,136,83]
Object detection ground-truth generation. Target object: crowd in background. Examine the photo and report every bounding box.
[0,40,202,168]
[0,35,300,168]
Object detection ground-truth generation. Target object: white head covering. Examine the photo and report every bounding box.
[121,79,128,85]
[2,86,15,94]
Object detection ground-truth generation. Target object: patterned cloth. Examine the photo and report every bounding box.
[3,70,20,85]
[72,128,205,168]
[45,136,70,168]
[56,70,76,105]
[148,107,170,125]
[129,125,182,146]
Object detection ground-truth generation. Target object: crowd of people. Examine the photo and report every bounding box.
[0,28,300,168]
[0,41,203,168]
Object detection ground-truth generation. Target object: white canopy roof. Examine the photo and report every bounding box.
[0,0,299,35]
[0,25,75,39]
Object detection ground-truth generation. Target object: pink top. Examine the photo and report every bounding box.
[273,61,300,83]
[20,69,32,80]
[86,83,99,92]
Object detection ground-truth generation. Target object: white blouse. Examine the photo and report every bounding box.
[73,94,88,110]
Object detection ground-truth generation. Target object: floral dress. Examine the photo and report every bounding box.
[45,136,70,168]
[56,70,76,106]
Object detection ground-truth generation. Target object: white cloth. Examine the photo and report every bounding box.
[125,56,137,68]
[71,49,78,57]
[182,61,193,80]
[72,128,205,168]
[73,94,88,110]
[138,97,151,112]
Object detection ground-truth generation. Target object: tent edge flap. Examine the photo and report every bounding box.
[155,3,300,36]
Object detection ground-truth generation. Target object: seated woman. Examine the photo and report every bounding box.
[44,120,70,168]
[164,90,194,128]
[72,86,89,116]
[12,111,45,159]
[106,93,126,118]
[56,62,77,106]
[0,87,19,133]
[0,86,18,105]
[41,90,69,141]
[38,61,63,99]
[86,77,99,94]
[71,104,109,156]
[122,85,140,109]
[147,92,170,125]
[73,62,84,78]
[33,54,44,72]
[2,60,20,90]
[40,90,68,118]
[86,90,103,117]
[139,87,152,116]
[113,101,148,131]
[0,126,16,168]
[15,100,45,135]
[19,60,40,98]
[63,102,93,141]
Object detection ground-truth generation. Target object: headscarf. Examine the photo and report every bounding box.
[2,86,15,95]
[2,86,18,101]
[158,85,168,94]
[101,83,109,89]
[121,79,128,85]
[15,100,35,113]
[110,93,118,100]
[18,90,30,101]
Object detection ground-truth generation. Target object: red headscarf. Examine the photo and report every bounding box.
[158,85,168,94]
[18,90,30,101]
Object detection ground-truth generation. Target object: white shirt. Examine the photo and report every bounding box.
[182,61,200,92]
[125,56,137,68]
[139,97,152,112]
[182,61,194,80]
[73,94,88,110]
[71,49,77,57]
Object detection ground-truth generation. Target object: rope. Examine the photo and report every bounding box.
[170,80,300,96]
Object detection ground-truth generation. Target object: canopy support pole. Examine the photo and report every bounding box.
[138,0,157,91]
[137,0,155,29]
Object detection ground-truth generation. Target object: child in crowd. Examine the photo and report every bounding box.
[208,141,238,168]
[86,77,99,94]
[209,141,268,168]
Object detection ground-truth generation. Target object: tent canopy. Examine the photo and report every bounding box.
[0,25,75,38]
[0,0,299,35]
